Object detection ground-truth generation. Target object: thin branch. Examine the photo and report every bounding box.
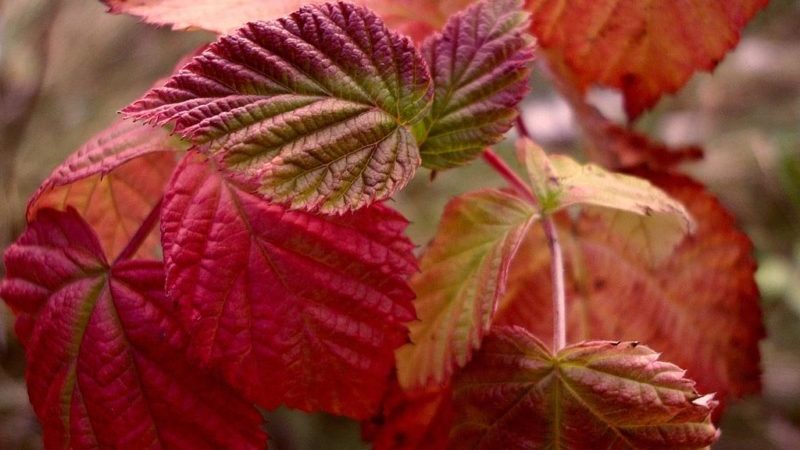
[115,197,163,263]
[481,148,537,206]
[542,216,566,351]
[488,116,569,352]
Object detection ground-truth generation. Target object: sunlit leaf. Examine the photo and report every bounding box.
[396,189,537,389]
[101,0,476,42]
[518,138,693,265]
[528,0,769,118]
[27,120,180,259]
[452,327,719,449]
[124,2,433,213]
[160,152,417,418]
[0,208,267,450]
[497,171,764,407]
[418,0,535,169]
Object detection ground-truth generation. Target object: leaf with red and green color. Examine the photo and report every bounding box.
[28,120,181,259]
[124,2,433,213]
[418,0,534,169]
[396,189,537,389]
[161,152,417,418]
[101,0,476,42]
[363,378,453,450]
[452,327,719,450]
[528,0,769,118]
[0,208,266,450]
[497,171,764,407]
[518,138,693,265]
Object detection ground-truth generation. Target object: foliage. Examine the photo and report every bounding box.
[1,0,771,448]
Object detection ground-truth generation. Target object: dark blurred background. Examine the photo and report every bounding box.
[1,1,798,448]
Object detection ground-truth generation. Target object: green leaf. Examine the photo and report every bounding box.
[418,0,535,169]
[518,137,694,265]
[124,2,433,213]
[452,327,719,450]
[396,189,537,389]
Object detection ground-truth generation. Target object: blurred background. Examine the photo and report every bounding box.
[0,0,798,448]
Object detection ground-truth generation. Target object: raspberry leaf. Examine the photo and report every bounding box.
[101,0,475,42]
[160,152,417,418]
[497,171,764,406]
[124,2,433,213]
[363,379,453,450]
[0,208,267,450]
[518,138,694,265]
[28,119,181,259]
[528,0,769,118]
[452,327,719,449]
[419,0,535,169]
[396,189,537,389]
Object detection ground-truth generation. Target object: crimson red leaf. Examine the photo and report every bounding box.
[528,0,769,118]
[160,152,417,418]
[452,327,719,449]
[124,2,433,213]
[0,208,266,450]
[497,171,764,407]
[419,0,535,169]
[364,379,453,450]
[28,119,181,259]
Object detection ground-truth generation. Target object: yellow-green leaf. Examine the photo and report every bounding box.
[396,189,537,389]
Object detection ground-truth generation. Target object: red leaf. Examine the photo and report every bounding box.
[497,171,764,408]
[452,327,719,449]
[124,2,433,213]
[363,378,453,450]
[0,208,267,450]
[160,152,417,418]
[528,0,769,118]
[28,119,181,259]
[101,0,476,42]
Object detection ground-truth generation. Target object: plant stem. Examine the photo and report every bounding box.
[542,216,566,351]
[115,197,163,263]
[482,144,568,352]
[481,149,537,205]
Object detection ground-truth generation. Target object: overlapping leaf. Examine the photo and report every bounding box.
[518,138,694,264]
[101,0,475,42]
[0,208,266,450]
[452,327,719,449]
[124,2,433,213]
[28,119,181,258]
[363,378,453,450]
[528,0,769,118]
[497,171,764,405]
[573,94,704,169]
[396,189,537,389]
[160,152,417,418]
[419,0,535,169]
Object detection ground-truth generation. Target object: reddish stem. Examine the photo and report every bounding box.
[483,135,568,352]
[115,197,163,263]
[481,148,537,206]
